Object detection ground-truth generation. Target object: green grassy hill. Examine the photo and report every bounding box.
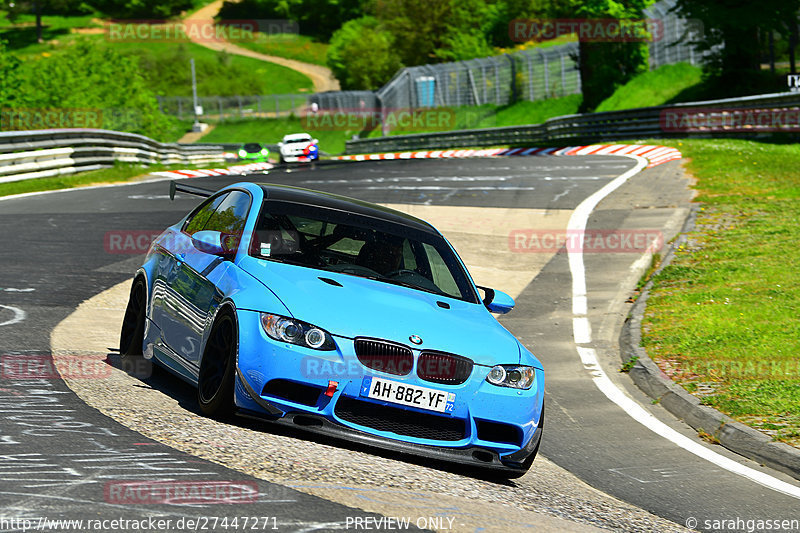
[595,63,704,112]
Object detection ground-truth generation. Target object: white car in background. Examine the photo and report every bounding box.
[278,133,319,163]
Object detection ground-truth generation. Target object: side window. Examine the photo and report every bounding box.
[402,239,417,271]
[183,193,228,236]
[423,243,460,297]
[203,191,251,237]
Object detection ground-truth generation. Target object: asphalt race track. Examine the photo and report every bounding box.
[1,156,799,532]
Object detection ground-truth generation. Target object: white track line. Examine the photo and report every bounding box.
[567,155,800,499]
[0,305,26,327]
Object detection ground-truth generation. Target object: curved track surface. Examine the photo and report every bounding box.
[1,156,799,532]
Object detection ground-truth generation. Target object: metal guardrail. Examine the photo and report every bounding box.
[345,92,800,154]
[0,129,227,184]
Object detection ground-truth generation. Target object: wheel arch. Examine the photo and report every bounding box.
[199,299,240,370]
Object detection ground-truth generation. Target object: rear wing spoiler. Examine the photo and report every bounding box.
[169,181,214,201]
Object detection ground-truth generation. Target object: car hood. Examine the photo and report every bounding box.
[238,257,521,366]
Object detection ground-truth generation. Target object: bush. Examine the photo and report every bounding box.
[16,40,181,140]
[0,39,22,109]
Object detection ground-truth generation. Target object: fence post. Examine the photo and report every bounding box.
[494,62,500,104]
[542,53,550,98]
[527,55,534,101]
[482,66,487,104]
[219,97,224,122]
[455,69,461,107]
[506,54,517,104]
[407,71,414,110]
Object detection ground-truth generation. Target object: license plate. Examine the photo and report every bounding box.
[360,376,455,414]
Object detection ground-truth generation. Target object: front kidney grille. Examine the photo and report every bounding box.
[334,396,466,441]
[417,351,474,385]
[354,338,413,376]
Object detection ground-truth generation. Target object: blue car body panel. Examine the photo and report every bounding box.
[136,181,544,471]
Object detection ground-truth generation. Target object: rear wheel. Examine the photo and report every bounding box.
[198,312,236,419]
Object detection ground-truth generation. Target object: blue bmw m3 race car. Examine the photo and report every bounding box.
[119,181,544,476]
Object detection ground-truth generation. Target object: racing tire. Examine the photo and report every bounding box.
[119,278,154,377]
[197,312,237,419]
[119,278,146,358]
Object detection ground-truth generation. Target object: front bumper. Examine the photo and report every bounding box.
[280,149,318,162]
[234,310,544,471]
[240,154,269,163]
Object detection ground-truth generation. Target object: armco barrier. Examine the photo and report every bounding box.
[0,129,227,184]
[345,91,800,154]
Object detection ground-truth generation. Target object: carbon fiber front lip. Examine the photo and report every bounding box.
[234,371,540,472]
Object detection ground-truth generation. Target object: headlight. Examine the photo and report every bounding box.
[260,313,335,351]
[260,148,269,155]
[486,365,535,389]
[238,149,247,157]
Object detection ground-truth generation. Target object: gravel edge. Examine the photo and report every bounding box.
[619,204,800,481]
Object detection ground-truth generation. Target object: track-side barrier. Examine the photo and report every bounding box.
[0,129,228,184]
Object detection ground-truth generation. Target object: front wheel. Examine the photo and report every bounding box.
[197,312,236,419]
[119,278,146,357]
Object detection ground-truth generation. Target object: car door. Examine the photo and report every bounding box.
[151,192,227,364]
[166,190,252,368]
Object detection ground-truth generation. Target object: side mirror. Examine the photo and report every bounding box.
[191,230,237,257]
[312,139,319,144]
[477,286,515,314]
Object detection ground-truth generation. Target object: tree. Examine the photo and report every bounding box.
[326,16,402,90]
[3,0,87,43]
[672,0,800,88]
[375,0,454,65]
[218,0,367,41]
[89,0,194,18]
[547,0,651,111]
[374,0,498,65]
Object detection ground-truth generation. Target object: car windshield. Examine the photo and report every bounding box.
[285,137,311,144]
[243,143,263,152]
[250,201,479,303]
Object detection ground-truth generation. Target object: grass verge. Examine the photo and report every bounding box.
[235,33,330,66]
[111,40,313,97]
[0,162,215,198]
[2,16,313,96]
[641,138,800,447]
